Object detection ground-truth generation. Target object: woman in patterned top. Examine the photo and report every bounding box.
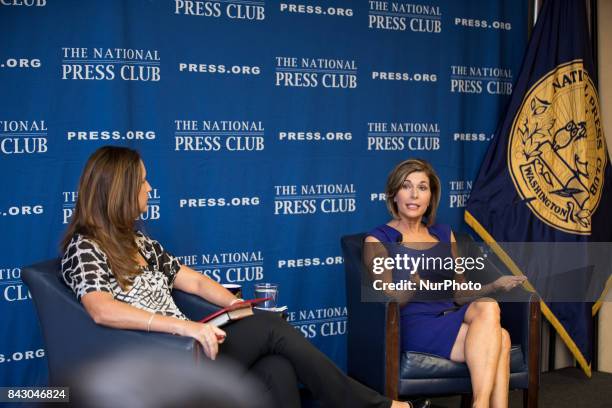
[61,146,428,408]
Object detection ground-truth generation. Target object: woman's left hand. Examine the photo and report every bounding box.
[179,321,226,360]
[492,275,527,292]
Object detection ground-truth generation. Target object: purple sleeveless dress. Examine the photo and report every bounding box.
[367,223,469,359]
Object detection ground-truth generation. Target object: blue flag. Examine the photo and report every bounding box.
[465,0,612,376]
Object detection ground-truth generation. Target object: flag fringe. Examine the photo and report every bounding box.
[464,210,592,377]
[593,275,612,316]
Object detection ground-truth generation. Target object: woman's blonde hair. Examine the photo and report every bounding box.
[384,158,441,226]
[62,146,143,289]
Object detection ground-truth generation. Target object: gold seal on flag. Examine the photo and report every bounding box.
[508,59,606,234]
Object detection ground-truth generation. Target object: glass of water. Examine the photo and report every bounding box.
[254,283,278,309]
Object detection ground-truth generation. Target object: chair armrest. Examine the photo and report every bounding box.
[171,289,220,321]
[499,291,541,399]
[128,329,196,350]
[499,292,540,363]
[346,299,400,398]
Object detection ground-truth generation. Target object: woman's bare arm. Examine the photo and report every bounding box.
[173,265,239,308]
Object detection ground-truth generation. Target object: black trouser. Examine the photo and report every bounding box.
[217,312,392,408]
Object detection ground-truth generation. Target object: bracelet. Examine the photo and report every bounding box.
[147,313,156,332]
[229,298,244,306]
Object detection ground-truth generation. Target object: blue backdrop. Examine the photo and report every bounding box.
[0,0,527,387]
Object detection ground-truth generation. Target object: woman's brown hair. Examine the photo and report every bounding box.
[384,158,441,226]
[62,146,143,289]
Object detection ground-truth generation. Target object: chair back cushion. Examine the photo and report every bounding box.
[342,233,390,394]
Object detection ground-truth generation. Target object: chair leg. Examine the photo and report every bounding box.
[524,297,540,408]
[523,386,538,408]
[460,393,472,408]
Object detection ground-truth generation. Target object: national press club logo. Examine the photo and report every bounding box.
[61,47,160,82]
[366,121,440,152]
[0,0,46,7]
[288,306,348,339]
[0,266,31,303]
[174,120,264,152]
[173,0,265,21]
[450,65,513,95]
[448,180,472,209]
[0,120,47,155]
[176,250,265,284]
[275,57,357,89]
[273,183,356,215]
[508,61,605,234]
[368,1,441,33]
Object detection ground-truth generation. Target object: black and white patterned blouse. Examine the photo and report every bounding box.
[61,231,187,320]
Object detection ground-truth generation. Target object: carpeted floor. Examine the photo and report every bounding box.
[430,368,612,408]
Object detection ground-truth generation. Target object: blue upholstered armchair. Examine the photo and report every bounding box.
[22,258,220,384]
[342,233,541,408]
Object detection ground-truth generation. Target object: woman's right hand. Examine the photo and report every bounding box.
[179,321,226,360]
[492,275,527,292]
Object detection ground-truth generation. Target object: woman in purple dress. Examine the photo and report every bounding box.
[365,159,525,408]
